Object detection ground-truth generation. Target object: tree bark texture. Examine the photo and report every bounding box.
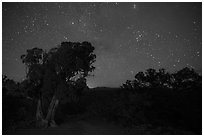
[36,99,48,128]
[35,95,59,128]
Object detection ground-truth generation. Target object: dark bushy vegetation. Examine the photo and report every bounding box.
[2,41,201,134]
[81,68,202,134]
[2,67,202,134]
[3,41,96,133]
[3,75,36,134]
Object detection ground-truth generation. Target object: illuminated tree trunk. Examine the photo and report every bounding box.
[45,95,59,127]
[36,99,43,120]
[36,99,48,128]
[36,94,59,128]
[49,99,59,127]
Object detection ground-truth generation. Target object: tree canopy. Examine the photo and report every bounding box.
[122,67,201,90]
[20,41,96,98]
[20,41,96,127]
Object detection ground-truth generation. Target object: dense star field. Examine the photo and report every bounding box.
[2,2,202,87]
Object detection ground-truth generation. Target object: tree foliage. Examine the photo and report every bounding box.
[122,67,201,90]
[20,41,96,99]
[20,41,96,127]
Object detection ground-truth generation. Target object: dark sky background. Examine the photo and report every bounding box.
[2,2,202,88]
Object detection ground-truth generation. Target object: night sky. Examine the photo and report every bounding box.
[2,2,202,88]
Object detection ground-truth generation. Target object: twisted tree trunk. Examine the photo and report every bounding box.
[36,99,43,121]
[36,95,59,128]
[45,95,56,121]
[49,99,59,127]
[45,95,59,127]
[36,99,48,128]
[36,80,65,128]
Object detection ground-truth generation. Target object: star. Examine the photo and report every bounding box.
[133,3,137,9]
[2,2,202,88]
[64,36,68,40]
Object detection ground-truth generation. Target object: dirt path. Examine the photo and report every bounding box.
[8,119,127,135]
[6,119,194,135]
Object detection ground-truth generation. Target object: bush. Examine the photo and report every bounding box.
[83,85,201,134]
[2,94,36,134]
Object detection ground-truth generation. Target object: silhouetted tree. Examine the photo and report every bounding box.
[2,75,21,96]
[133,71,146,89]
[122,67,200,90]
[156,68,172,88]
[120,67,201,134]
[21,41,96,127]
[173,67,201,90]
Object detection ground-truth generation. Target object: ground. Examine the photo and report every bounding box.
[6,115,194,135]
[8,117,127,135]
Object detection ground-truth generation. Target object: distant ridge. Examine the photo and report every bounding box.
[89,87,122,93]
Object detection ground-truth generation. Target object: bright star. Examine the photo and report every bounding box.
[133,4,137,9]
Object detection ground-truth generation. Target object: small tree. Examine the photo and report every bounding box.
[122,68,175,90]
[21,41,96,127]
[173,67,201,90]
